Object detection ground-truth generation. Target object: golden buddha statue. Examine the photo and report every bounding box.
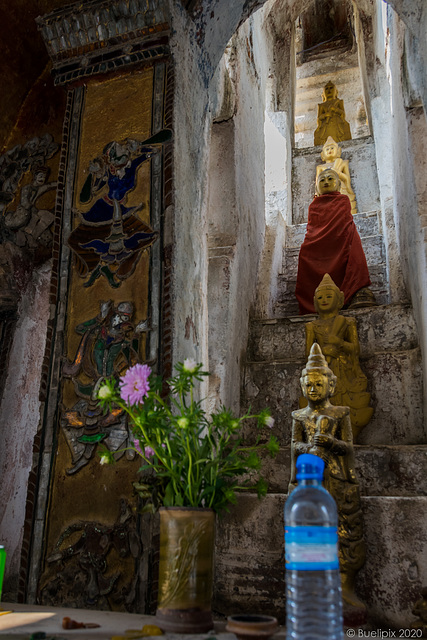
[314,81,352,147]
[290,342,366,615]
[300,275,373,439]
[316,137,357,215]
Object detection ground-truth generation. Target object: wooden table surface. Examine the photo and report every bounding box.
[0,603,231,640]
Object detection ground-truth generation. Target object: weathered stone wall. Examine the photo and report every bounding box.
[0,263,51,598]
[0,0,426,624]
[385,9,427,431]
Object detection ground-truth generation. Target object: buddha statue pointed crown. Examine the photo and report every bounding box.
[301,342,337,384]
[321,136,342,160]
[314,274,345,311]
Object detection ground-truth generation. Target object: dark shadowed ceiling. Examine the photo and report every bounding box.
[0,0,75,151]
[0,0,206,151]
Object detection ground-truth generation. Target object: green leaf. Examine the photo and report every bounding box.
[266,435,280,457]
[163,482,175,507]
[246,452,261,470]
[255,478,269,498]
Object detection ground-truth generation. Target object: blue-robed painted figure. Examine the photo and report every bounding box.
[68,129,171,288]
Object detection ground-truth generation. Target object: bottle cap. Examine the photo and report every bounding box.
[296,453,325,480]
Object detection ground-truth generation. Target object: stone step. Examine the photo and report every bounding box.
[285,210,380,248]
[274,263,390,317]
[243,305,423,445]
[242,347,424,445]
[248,304,418,363]
[214,493,427,627]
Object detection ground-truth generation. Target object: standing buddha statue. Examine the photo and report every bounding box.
[316,136,357,215]
[289,342,366,619]
[301,274,373,439]
[314,81,352,147]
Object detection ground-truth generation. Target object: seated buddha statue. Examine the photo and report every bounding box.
[300,274,373,439]
[314,81,352,147]
[289,342,366,616]
[295,168,375,315]
[316,136,357,215]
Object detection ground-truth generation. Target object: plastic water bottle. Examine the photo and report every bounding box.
[284,453,344,640]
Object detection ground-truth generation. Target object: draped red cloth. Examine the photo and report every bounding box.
[295,192,371,315]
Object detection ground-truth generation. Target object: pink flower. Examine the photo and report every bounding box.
[134,439,143,455]
[183,358,198,373]
[264,416,275,429]
[144,446,155,458]
[120,364,151,405]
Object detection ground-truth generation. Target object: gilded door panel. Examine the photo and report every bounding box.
[38,64,169,612]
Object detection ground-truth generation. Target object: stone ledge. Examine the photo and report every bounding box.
[242,446,427,496]
[214,493,427,627]
[247,304,419,362]
[242,347,424,444]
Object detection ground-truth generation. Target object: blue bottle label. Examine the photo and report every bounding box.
[285,526,339,570]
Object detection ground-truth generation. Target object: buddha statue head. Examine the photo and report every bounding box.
[322,81,338,102]
[313,274,345,316]
[320,136,341,163]
[316,168,341,195]
[300,343,337,402]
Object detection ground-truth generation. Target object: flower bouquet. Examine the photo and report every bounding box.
[97,358,278,632]
[97,358,279,514]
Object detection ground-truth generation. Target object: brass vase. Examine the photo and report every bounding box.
[155,507,215,633]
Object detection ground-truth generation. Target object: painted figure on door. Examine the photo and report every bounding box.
[0,134,59,263]
[61,300,149,474]
[68,129,171,288]
[42,500,140,610]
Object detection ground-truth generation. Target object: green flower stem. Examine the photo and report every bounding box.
[97,364,276,513]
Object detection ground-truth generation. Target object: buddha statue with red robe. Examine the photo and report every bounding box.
[295,169,374,315]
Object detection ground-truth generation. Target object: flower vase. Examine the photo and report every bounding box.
[155,507,215,633]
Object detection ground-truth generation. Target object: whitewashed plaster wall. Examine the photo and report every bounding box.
[169,2,272,406]
[353,0,408,309]
[168,0,426,400]
[167,4,212,377]
[0,262,51,597]
[355,0,427,433]
[206,10,274,411]
[386,7,427,435]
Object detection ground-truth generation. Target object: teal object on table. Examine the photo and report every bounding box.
[0,545,5,600]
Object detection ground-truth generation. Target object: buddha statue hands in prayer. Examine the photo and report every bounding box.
[316,136,357,215]
[314,81,352,147]
[295,168,375,314]
[302,274,373,439]
[289,342,366,614]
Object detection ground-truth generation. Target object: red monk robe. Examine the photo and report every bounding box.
[295,191,371,315]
